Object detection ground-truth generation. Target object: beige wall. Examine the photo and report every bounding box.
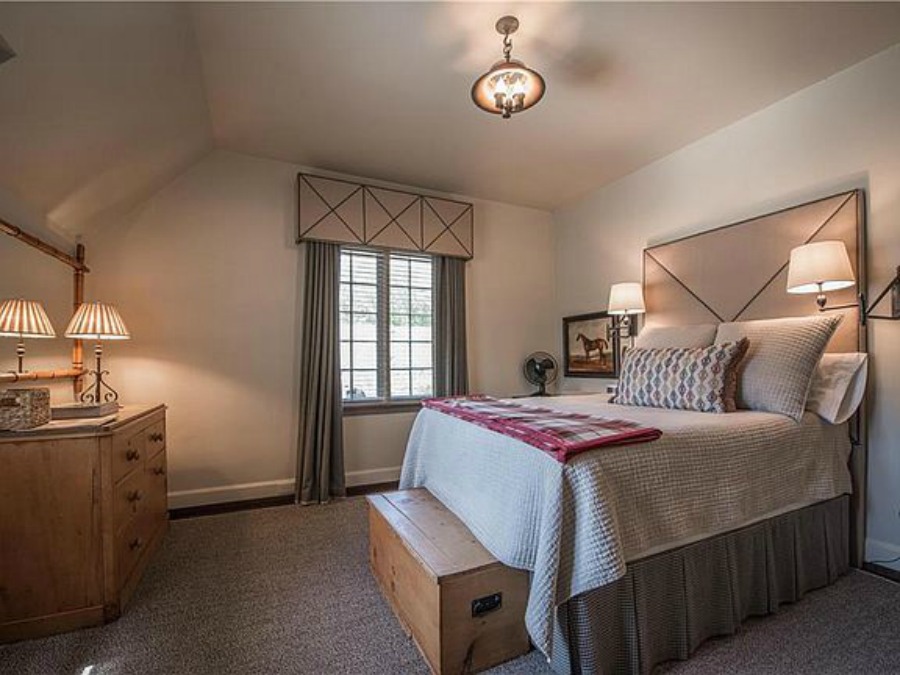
[0,188,78,400]
[554,44,900,570]
[84,150,556,507]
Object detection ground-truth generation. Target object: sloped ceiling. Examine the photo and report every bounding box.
[0,3,213,238]
[191,2,900,210]
[2,3,900,232]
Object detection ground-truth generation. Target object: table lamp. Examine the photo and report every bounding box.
[64,301,130,405]
[0,298,57,373]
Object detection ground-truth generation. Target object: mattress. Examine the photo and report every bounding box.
[398,394,852,661]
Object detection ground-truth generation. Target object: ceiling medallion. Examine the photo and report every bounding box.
[471,15,546,119]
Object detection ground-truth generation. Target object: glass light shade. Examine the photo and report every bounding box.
[608,282,646,315]
[471,59,546,118]
[65,302,131,340]
[0,298,56,338]
[786,241,856,294]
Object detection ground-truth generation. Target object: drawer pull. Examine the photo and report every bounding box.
[126,449,141,461]
[152,466,166,476]
[148,432,164,443]
[127,490,144,503]
[129,537,144,551]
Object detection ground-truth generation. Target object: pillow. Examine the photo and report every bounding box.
[715,315,842,421]
[806,352,868,424]
[611,339,749,413]
[634,323,718,349]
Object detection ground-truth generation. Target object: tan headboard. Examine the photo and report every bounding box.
[643,189,868,566]
[643,190,866,353]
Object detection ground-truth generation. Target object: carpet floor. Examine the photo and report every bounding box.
[1,497,898,675]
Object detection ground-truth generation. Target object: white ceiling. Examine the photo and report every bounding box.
[191,2,900,210]
[0,4,213,237]
[1,2,900,234]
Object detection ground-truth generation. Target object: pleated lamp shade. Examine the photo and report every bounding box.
[65,302,131,340]
[0,299,56,338]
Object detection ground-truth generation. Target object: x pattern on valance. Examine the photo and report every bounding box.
[297,173,474,260]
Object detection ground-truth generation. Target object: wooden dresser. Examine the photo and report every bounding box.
[0,404,168,642]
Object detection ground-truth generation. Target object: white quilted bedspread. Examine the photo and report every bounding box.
[398,394,852,661]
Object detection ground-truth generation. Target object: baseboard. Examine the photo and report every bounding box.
[170,494,295,520]
[865,537,900,572]
[167,468,402,510]
[863,562,900,583]
[345,466,401,487]
[167,478,295,510]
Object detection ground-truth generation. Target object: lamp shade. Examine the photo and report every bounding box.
[608,282,646,315]
[786,241,856,294]
[65,302,130,340]
[0,299,56,338]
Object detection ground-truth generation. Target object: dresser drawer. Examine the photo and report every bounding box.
[144,452,168,525]
[114,468,146,533]
[112,429,146,484]
[116,517,151,584]
[144,419,166,459]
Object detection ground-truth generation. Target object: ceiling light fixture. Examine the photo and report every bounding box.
[471,16,546,119]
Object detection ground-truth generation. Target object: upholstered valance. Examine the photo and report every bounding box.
[297,173,474,259]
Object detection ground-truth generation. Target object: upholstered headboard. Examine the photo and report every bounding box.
[642,190,866,353]
[642,189,867,565]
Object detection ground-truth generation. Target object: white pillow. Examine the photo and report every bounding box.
[634,324,718,349]
[806,353,868,424]
[715,314,842,421]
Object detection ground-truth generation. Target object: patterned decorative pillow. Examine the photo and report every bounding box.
[611,339,750,413]
[715,315,842,421]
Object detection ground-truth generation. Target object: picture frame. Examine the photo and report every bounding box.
[562,311,620,378]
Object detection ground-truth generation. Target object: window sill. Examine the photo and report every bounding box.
[342,400,424,417]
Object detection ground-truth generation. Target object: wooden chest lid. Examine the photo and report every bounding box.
[367,488,502,583]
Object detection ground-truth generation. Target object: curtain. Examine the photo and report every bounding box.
[296,241,345,504]
[434,255,469,397]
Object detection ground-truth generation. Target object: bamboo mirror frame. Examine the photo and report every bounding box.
[0,217,88,395]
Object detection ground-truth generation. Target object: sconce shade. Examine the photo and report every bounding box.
[608,282,646,315]
[0,299,56,338]
[65,302,130,340]
[787,241,856,294]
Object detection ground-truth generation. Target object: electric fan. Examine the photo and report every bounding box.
[522,352,558,397]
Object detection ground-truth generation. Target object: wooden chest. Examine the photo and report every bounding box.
[367,489,530,674]
[0,404,168,642]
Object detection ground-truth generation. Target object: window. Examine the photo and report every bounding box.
[340,248,434,403]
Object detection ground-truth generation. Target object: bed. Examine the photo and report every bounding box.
[399,190,867,674]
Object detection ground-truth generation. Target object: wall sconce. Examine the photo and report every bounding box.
[0,299,56,373]
[65,302,130,406]
[607,282,646,340]
[787,241,900,324]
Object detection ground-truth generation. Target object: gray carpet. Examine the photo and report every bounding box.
[0,498,898,675]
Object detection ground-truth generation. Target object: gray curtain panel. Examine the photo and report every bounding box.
[296,241,345,504]
[434,255,469,397]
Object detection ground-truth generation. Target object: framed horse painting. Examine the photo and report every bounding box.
[562,311,619,378]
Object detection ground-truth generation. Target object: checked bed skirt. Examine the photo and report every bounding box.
[550,495,850,675]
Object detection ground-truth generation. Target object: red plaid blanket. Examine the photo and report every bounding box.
[422,396,662,463]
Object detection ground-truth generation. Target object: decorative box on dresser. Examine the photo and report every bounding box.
[0,404,168,642]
